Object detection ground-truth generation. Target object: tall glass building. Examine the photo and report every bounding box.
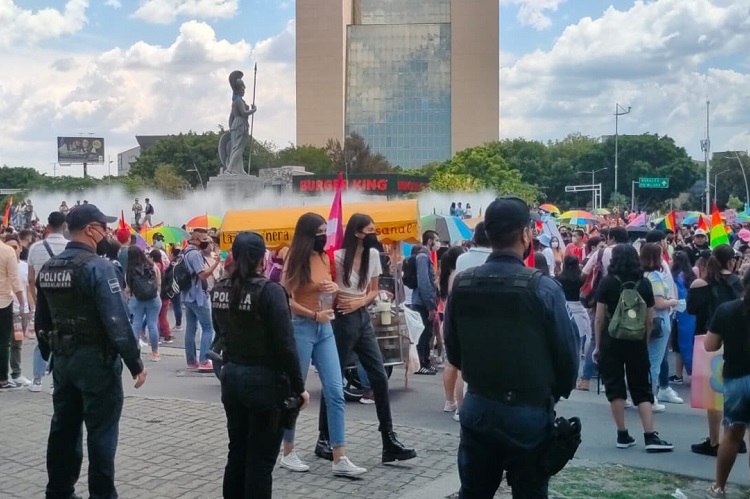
[297,0,498,169]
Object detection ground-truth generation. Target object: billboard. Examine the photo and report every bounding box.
[293,173,429,195]
[57,137,105,163]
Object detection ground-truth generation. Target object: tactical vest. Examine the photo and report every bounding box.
[452,266,555,402]
[211,276,270,366]
[37,251,105,346]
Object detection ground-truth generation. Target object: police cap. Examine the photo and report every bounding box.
[66,203,117,231]
[232,231,266,261]
[484,197,539,234]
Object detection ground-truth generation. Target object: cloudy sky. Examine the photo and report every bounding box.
[0,0,748,177]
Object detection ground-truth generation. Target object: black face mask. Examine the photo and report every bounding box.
[362,233,379,249]
[199,241,210,250]
[314,235,327,253]
[96,236,113,257]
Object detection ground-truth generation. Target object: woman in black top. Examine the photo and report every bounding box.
[705,270,750,497]
[211,232,309,499]
[687,244,744,457]
[593,244,673,452]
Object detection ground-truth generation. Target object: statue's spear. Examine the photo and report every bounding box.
[246,63,258,174]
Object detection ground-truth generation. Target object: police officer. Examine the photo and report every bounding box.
[35,203,147,499]
[444,197,579,499]
[211,232,309,499]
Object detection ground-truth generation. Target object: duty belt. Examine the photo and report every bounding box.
[468,386,552,409]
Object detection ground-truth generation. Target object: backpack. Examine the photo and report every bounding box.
[402,255,418,289]
[172,249,197,292]
[607,278,648,341]
[160,262,180,299]
[131,265,158,300]
[145,203,154,215]
[580,248,604,308]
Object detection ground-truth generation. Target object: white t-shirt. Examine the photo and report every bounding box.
[455,247,492,273]
[582,246,614,277]
[28,233,68,275]
[334,248,382,298]
[13,261,29,314]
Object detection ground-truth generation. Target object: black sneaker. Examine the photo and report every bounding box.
[691,437,718,456]
[740,440,747,454]
[617,430,636,449]
[668,375,684,384]
[644,432,674,453]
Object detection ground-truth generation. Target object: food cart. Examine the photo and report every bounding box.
[220,200,420,391]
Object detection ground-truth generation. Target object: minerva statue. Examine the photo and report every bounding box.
[218,70,257,175]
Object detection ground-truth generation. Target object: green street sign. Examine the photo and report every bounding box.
[639,177,669,189]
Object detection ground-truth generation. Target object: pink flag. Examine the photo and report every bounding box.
[626,213,646,227]
[690,335,724,410]
[326,172,345,251]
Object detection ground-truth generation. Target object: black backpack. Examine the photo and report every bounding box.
[402,255,418,289]
[172,251,196,292]
[160,263,180,299]
[130,265,158,300]
[145,203,154,215]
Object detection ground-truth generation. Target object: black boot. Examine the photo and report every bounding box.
[381,430,417,463]
[315,433,333,461]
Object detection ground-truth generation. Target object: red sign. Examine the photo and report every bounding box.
[294,174,428,195]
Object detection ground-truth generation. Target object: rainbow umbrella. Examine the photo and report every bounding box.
[146,226,190,246]
[421,214,473,243]
[681,212,710,226]
[595,208,611,216]
[735,213,750,223]
[186,214,222,230]
[539,204,561,215]
[128,228,147,250]
[558,210,597,225]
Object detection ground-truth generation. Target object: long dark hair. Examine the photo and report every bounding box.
[705,244,735,284]
[284,212,326,292]
[533,251,549,275]
[229,237,264,312]
[608,244,642,283]
[439,246,466,300]
[671,250,696,287]
[126,246,151,289]
[341,213,374,291]
[558,255,582,282]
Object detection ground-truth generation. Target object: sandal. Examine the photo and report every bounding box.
[414,367,437,375]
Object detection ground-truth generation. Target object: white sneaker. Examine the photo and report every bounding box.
[139,339,149,350]
[624,399,634,408]
[12,375,31,387]
[443,401,457,412]
[453,410,460,422]
[49,384,54,396]
[652,399,666,413]
[29,379,42,393]
[280,451,310,472]
[332,456,367,477]
[657,387,684,404]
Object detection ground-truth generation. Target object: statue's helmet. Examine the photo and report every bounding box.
[229,70,245,93]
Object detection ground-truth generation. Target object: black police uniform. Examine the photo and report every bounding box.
[211,275,305,499]
[444,251,579,499]
[36,241,143,499]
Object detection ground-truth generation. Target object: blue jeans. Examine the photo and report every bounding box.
[581,309,597,380]
[171,293,182,327]
[458,392,552,499]
[129,297,161,352]
[283,316,346,447]
[724,375,750,426]
[648,315,672,393]
[34,344,49,380]
[184,300,214,365]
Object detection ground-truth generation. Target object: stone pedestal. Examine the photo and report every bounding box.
[207,173,264,198]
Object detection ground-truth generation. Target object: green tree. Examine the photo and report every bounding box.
[429,172,484,192]
[326,132,394,174]
[153,164,188,198]
[727,194,744,211]
[277,145,335,174]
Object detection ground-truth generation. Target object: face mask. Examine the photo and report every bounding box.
[199,241,210,250]
[154,240,164,249]
[551,241,559,249]
[362,233,379,249]
[96,236,113,257]
[314,234,327,253]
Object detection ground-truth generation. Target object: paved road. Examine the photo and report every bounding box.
[3,334,747,498]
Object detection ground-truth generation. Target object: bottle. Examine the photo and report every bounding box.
[13,316,23,342]
[379,300,392,326]
[319,292,335,320]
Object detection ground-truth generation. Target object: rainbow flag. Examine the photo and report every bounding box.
[664,210,676,231]
[710,207,729,248]
[3,196,12,226]
[690,335,724,410]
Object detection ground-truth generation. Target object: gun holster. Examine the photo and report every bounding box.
[538,416,582,476]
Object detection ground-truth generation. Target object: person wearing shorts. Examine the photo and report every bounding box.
[704,274,750,498]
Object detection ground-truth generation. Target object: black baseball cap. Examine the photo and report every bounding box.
[66,204,117,231]
[484,197,539,233]
[232,231,266,261]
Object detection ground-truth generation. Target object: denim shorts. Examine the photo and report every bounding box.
[723,374,750,427]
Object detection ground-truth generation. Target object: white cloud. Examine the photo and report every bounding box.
[0,0,88,47]
[501,0,567,30]
[0,21,296,173]
[105,0,122,8]
[501,0,750,158]
[132,0,238,24]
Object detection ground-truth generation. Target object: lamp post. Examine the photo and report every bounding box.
[614,103,631,194]
[578,168,608,211]
[187,167,205,192]
[725,152,750,208]
[714,169,730,202]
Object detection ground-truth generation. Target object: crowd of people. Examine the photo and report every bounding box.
[4,196,750,499]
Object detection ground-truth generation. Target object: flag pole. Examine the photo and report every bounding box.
[246,63,258,174]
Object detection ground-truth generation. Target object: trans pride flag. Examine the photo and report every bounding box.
[690,335,724,411]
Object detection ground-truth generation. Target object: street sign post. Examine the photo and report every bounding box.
[638,177,669,189]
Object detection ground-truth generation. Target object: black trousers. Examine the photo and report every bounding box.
[46,347,123,499]
[0,303,12,381]
[411,304,434,368]
[319,307,393,437]
[220,363,283,499]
